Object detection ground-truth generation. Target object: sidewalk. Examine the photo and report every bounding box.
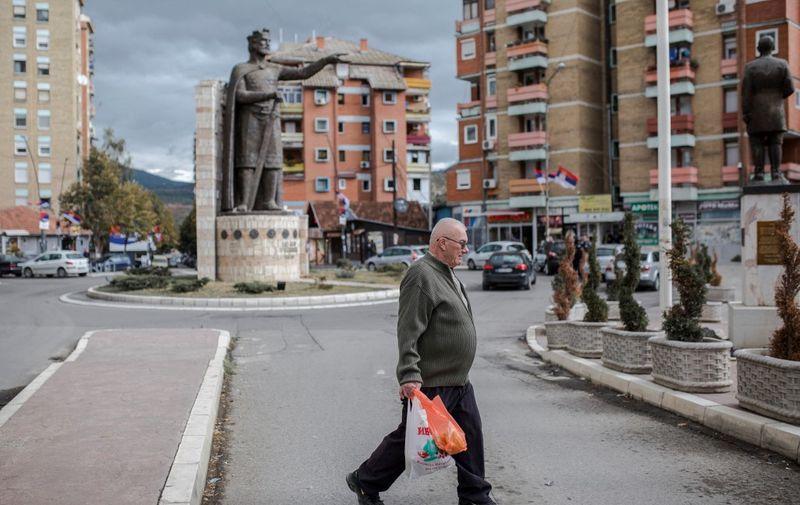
[0,328,228,505]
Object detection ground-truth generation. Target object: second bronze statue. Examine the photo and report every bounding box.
[221,28,343,212]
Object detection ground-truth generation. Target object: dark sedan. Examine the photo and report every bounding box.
[0,254,23,277]
[482,252,536,290]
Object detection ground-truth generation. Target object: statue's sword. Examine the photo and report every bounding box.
[245,96,280,211]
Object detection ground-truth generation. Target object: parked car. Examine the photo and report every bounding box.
[482,251,536,290]
[595,244,623,281]
[465,241,531,270]
[20,251,90,278]
[364,245,427,271]
[93,254,133,273]
[0,254,23,277]
[534,240,565,275]
[604,247,661,291]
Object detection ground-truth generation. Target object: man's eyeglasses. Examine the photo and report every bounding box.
[441,236,468,249]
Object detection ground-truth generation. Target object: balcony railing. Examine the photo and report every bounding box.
[509,131,547,148]
[722,112,738,130]
[509,178,543,194]
[644,9,693,34]
[485,96,498,108]
[280,102,303,114]
[507,83,548,103]
[458,100,481,118]
[722,165,740,183]
[507,39,548,59]
[484,8,496,24]
[281,132,304,145]
[485,51,497,66]
[506,0,551,15]
[649,166,698,186]
[404,77,431,91]
[407,133,431,145]
[455,18,480,35]
[406,112,431,123]
[645,62,695,84]
[646,114,694,135]
[720,58,737,78]
[406,101,430,114]
[283,162,304,174]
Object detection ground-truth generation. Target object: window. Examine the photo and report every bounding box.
[460,39,476,60]
[611,140,619,159]
[14,81,27,101]
[463,0,478,19]
[609,2,616,23]
[412,178,422,191]
[314,117,329,132]
[485,0,495,10]
[362,150,371,162]
[669,0,690,8]
[14,162,28,183]
[724,140,739,167]
[314,148,329,162]
[338,121,344,133]
[314,89,329,105]
[36,3,49,22]
[671,147,692,168]
[13,0,25,19]
[611,94,618,113]
[38,162,51,184]
[38,136,50,156]
[337,93,345,105]
[279,85,302,104]
[408,150,429,164]
[360,175,371,192]
[338,178,347,190]
[36,29,49,50]
[383,148,395,163]
[361,121,370,134]
[724,88,738,113]
[382,92,397,105]
[14,135,27,155]
[464,124,478,144]
[456,169,471,190]
[37,110,50,130]
[384,177,395,192]
[13,26,26,48]
[15,188,28,206]
[486,115,497,140]
[723,35,737,59]
[383,120,397,133]
[14,108,27,128]
[609,48,617,68]
[37,56,49,76]
[338,150,346,162]
[670,95,692,115]
[14,54,26,74]
[487,74,496,97]
[361,93,370,106]
[314,177,330,192]
[755,28,778,56]
[37,82,50,102]
[487,32,496,52]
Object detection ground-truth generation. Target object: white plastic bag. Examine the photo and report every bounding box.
[404,396,454,479]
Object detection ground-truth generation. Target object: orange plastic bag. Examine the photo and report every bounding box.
[411,390,467,455]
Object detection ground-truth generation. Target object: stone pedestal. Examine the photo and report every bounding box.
[216,213,307,283]
[729,186,800,349]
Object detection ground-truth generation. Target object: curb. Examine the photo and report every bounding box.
[525,325,800,463]
[159,330,230,505]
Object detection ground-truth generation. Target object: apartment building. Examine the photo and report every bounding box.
[447,0,608,250]
[0,0,94,214]
[270,37,432,210]
[612,0,799,257]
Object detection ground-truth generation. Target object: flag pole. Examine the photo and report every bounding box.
[656,0,673,311]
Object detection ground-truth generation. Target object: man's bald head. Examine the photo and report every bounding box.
[429,218,468,268]
[430,218,465,247]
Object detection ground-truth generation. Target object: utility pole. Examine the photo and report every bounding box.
[391,139,398,245]
[656,0,673,310]
[543,62,566,241]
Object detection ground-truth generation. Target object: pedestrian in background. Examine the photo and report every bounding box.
[347,218,496,505]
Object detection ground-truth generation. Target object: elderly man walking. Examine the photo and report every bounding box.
[346,218,495,505]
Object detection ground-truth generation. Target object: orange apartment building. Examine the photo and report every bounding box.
[270,37,432,212]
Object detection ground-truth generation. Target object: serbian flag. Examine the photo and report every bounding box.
[62,211,82,225]
[534,168,547,184]
[552,165,579,189]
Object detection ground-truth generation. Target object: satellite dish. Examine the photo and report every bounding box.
[394,198,409,214]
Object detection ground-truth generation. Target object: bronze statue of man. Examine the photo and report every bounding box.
[741,35,795,184]
[222,29,341,212]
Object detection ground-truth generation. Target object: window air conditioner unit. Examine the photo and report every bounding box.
[482,178,497,189]
[482,140,494,151]
[716,0,735,15]
[359,161,370,169]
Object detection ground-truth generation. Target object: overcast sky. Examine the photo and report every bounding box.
[84,1,465,182]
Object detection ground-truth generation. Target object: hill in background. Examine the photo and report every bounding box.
[131,168,194,223]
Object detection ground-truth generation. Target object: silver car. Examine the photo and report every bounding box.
[21,250,90,278]
[364,245,427,271]
[595,244,623,281]
[604,247,661,291]
[465,241,531,270]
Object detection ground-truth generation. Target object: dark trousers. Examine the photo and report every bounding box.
[357,382,493,504]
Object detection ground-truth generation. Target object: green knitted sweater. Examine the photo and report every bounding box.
[396,254,477,387]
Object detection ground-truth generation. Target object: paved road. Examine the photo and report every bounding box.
[1,268,797,505]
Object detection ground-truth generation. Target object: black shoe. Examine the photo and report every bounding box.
[346,471,385,505]
[459,500,497,505]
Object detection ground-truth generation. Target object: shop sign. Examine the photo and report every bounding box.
[698,200,740,212]
[635,222,658,246]
[578,194,612,214]
[488,211,533,224]
[630,201,658,214]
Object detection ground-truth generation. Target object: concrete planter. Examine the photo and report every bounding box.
[566,321,608,358]
[700,302,724,323]
[545,302,587,322]
[707,285,736,303]
[601,327,662,374]
[543,320,572,350]
[606,301,620,321]
[734,348,800,425]
[650,336,733,393]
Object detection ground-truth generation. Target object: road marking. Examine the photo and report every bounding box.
[376,369,386,375]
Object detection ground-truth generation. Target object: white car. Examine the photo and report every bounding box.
[20,250,89,278]
[465,241,531,270]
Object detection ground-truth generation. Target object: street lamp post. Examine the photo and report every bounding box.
[656,0,673,310]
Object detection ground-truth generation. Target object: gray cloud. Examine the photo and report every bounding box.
[85,0,468,182]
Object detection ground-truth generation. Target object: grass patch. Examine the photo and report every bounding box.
[309,268,402,286]
[96,280,377,298]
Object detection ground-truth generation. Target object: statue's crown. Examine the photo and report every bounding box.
[247,29,270,44]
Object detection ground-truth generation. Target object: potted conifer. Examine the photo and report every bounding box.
[545,232,582,350]
[601,212,662,373]
[735,194,800,424]
[650,219,732,393]
[605,261,622,320]
[693,244,724,322]
[568,236,608,358]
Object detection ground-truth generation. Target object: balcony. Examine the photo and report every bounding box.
[507,8,547,28]
[281,132,303,146]
[645,80,695,98]
[455,18,480,35]
[722,165,740,184]
[507,40,548,71]
[458,100,481,118]
[485,95,498,108]
[407,133,431,146]
[507,83,548,103]
[509,131,547,148]
[509,178,543,195]
[722,112,738,130]
[407,162,430,173]
[404,77,431,94]
[720,58,737,78]
[484,9,496,24]
[507,0,551,14]
[283,162,304,174]
[406,101,430,114]
[509,148,546,162]
[649,166,698,186]
[485,51,497,66]
[406,112,431,123]
[644,62,695,85]
[646,114,694,135]
[647,133,695,149]
[280,102,303,115]
[644,9,693,47]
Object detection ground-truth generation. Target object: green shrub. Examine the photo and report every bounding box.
[619,212,649,332]
[692,243,713,285]
[336,258,356,271]
[583,237,608,322]
[233,281,275,294]
[377,263,408,278]
[663,218,707,342]
[110,274,169,291]
[128,266,170,277]
[170,277,210,293]
[335,269,356,279]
